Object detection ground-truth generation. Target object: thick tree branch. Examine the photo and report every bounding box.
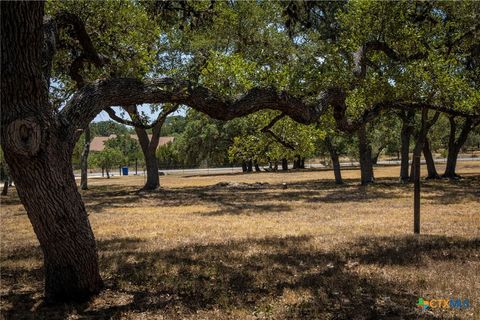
[395,102,476,117]
[149,106,178,149]
[104,107,140,127]
[61,77,337,138]
[55,11,105,67]
[261,113,286,132]
[61,77,479,142]
[42,17,58,89]
[43,11,106,90]
[353,41,427,78]
[106,104,179,130]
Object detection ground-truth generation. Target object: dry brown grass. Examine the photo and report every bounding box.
[1,162,479,319]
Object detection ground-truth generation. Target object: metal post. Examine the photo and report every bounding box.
[413,154,421,234]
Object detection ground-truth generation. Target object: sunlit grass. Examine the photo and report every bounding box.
[1,162,479,319]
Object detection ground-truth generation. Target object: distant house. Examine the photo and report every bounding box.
[90,134,174,152]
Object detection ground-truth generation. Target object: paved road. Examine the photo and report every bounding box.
[75,157,479,178]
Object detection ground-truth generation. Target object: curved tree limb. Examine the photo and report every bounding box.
[104,107,141,127]
[54,11,105,67]
[61,78,339,139]
[43,11,106,90]
[105,104,179,130]
[126,104,179,151]
[353,40,427,78]
[261,113,286,132]
[61,77,479,143]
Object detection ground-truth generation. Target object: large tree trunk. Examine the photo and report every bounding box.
[242,161,248,172]
[325,137,343,184]
[1,2,103,302]
[281,158,288,171]
[134,125,160,190]
[80,125,91,190]
[444,144,461,179]
[8,148,103,302]
[122,105,176,190]
[133,122,160,190]
[143,151,159,188]
[443,117,477,179]
[293,155,304,169]
[357,125,374,185]
[399,111,415,183]
[423,138,440,179]
[254,160,261,172]
[247,159,253,172]
[273,161,279,171]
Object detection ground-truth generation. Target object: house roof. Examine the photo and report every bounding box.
[90,134,174,152]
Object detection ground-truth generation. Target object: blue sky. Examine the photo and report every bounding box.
[93,104,187,123]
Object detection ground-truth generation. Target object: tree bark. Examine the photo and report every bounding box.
[242,161,248,172]
[299,157,305,169]
[399,111,415,183]
[371,146,384,165]
[114,105,177,190]
[325,137,343,184]
[357,125,374,185]
[247,159,253,172]
[1,2,103,302]
[254,160,261,172]
[2,177,9,196]
[134,126,159,189]
[80,125,91,190]
[444,144,461,179]
[281,158,288,171]
[16,150,103,302]
[293,155,304,169]
[273,161,279,171]
[443,117,478,178]
[0,163,5,181]
[423,138,439,179]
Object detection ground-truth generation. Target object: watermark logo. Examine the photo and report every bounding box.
[416,297,430,310]
[417,297,471,310]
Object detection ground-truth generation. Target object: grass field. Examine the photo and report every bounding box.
[1,162,479,319]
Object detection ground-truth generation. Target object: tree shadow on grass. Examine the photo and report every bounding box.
[5,234,476,319]
[81,180,396,216]
[2,175,479,218]
[80,175,479,217]
[348,235,480,266]
[0,187,22,206]
[421,175,480,205]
